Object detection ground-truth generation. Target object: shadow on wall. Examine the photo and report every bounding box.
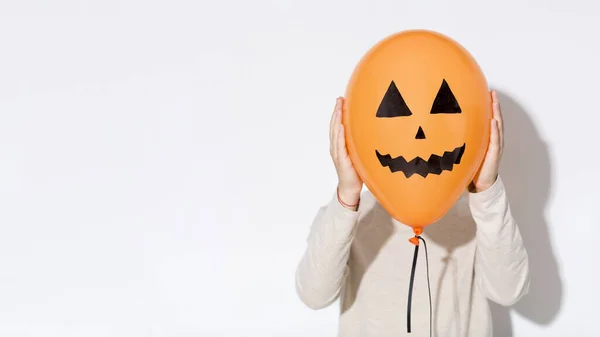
[490,90,563,336]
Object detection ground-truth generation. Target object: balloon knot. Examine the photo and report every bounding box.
[409,227,423,245]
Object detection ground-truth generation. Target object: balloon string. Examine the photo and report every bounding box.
[406,236,432,337]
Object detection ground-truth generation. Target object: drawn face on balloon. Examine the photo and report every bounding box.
[374,79,466,178]
[343,30,491,228]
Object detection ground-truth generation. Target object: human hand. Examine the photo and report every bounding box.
[471,90,504,192]
[330,97,363,207]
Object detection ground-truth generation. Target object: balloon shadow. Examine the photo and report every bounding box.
[489,90,563,336]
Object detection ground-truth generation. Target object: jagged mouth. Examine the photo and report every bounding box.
[375,143,466,178]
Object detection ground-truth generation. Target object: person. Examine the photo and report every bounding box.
[295,91,530,337]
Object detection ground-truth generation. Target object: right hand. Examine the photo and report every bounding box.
[330,97,363,207]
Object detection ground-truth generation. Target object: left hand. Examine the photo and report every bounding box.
[471,90,504,192]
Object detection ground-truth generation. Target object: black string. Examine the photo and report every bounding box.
[420,236,432,337]
[406,236,432,337]
[407,243,419,333]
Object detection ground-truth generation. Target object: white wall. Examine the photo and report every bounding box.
[0,0,597,336]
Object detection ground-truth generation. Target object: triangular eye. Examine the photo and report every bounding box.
[430,79,461,114]
[376,80,412,117]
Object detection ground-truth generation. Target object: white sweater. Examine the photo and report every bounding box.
[295,176,530,337]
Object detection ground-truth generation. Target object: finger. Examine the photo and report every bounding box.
[489,119,500,154]
[491,90,504,153]
[334,99,343,128]
[337,123,348,159]
[330,98,341,142]
[330,98,341,153]
[491,90,504,135]
[499,118,504,154]
[332,108,341,159]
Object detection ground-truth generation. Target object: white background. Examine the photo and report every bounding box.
[0,0,598,336]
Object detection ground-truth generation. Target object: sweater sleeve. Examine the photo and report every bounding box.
[469,176,530,306]
[295,191,362,310]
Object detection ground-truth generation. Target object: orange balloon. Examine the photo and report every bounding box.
[343,30,491,231]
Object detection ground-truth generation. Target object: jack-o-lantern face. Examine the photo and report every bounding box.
[343,30,491,229]
[375,78,466,178]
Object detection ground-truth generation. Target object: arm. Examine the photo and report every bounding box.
[295,192,361,309]
[470,175,530,306]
